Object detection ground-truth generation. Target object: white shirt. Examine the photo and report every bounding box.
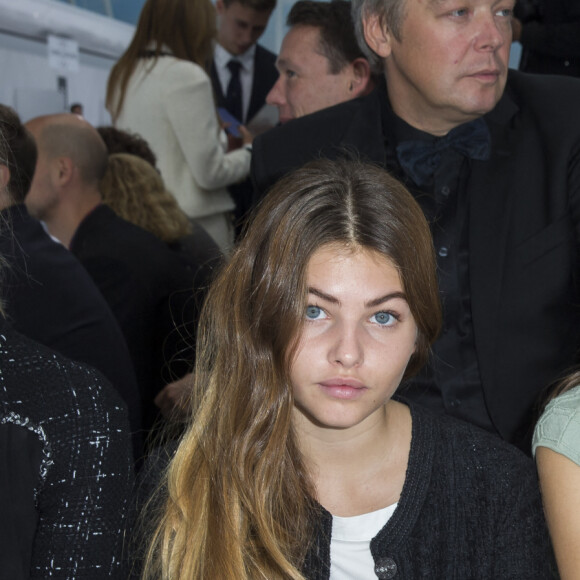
[330,504,398,580]
[214,43,256,123]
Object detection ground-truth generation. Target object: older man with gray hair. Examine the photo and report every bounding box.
[252,0,580,455]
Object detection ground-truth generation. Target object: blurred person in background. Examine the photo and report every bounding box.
[107,0,253,253]
[0,115,134,580]
[266,0,375,124]
[25,112,198,446]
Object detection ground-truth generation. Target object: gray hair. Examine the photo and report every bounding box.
[351,0,407,72]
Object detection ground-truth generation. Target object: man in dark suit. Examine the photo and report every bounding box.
[211,0,278,127]
[211,0,278,234]
[251,0,580,452]
[0,105,142,457]
[24,113,197,439]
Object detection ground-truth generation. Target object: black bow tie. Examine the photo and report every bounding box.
[396,118,491,187]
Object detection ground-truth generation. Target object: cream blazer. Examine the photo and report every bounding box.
[115,56,250,219]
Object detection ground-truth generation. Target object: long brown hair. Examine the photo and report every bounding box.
[142,158,442,579]
[106,0,216,122]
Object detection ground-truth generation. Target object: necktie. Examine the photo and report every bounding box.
[396,118,491,187]
[225,60,243,123]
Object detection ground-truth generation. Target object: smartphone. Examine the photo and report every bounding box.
[218,107,242,138]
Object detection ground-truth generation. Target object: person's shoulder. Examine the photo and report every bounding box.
[0,321,125,415]
[77,205,156,246]
[533,385,580,464]
[412,404,534,473]
[147,56,209,90]
[506,69,580,109]
[252,89,383,194]
[74,206,160,263]
[255,92,374,156]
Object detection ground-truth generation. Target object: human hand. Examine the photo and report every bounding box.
[239,125,253,146]
[154,373,194,420]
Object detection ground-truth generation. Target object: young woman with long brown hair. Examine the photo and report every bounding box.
[106,0,252,253]
[142,158,554,579]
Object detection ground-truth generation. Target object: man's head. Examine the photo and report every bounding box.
[216,0,275,56]
[266,0,373,124]
[70,103,84,116]
[0,105,37,206]
[352,0,513,135]
[25,114,108,228]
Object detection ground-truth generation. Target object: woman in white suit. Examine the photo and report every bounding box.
[106,0,252,253]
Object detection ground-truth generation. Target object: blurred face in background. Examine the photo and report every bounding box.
[267,25,370,123]
[216,0,273,55]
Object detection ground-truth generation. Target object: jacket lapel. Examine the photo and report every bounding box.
[468,91,519,407]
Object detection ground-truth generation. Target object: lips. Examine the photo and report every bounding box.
[318,377,367,400]
[467,67,504,82]
[319,377,365,389]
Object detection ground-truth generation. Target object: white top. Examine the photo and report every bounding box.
[114,56,250,219]
[214,43,256,124]
[330,503,398,580]
[532,383,580,466]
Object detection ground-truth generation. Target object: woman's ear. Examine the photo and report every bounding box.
[363,13,393,59]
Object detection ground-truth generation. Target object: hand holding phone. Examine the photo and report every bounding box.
[218,107,242,138]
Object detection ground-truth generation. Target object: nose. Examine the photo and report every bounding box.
[328,322,364,368]
[475,12,506,51]
[266,76,284,106]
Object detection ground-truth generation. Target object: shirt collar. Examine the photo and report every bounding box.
[214,42,256,73]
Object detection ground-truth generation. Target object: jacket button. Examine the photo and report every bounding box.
[375,557,397,578]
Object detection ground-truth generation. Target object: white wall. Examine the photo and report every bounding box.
[0,0,134,126]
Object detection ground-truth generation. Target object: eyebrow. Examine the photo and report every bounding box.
[427,0,455,9]
[275,57,294,70]
[307,287,407,308]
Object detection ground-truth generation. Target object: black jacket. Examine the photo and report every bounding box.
[252,70,580,448]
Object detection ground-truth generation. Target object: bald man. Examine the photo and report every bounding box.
[26,114,198,440]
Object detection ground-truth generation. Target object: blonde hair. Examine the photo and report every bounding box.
[143,158,441,579]
[100,153,191,243]
[106,0,216,122]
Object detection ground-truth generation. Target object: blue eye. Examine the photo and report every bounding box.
[306,305,325,320]
[371,311,397,326]
[496,8,512,17]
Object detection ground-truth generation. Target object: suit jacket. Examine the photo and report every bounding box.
[0,319,134,579]
[211,44,278,233]
[210,43,278,124]
[251,70,580,448]
[0,204,141,443]
[70,204,198,435]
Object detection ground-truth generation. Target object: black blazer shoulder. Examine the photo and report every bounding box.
[0,205,141,438]
[251,88,384,198]
[501,69,580,129]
